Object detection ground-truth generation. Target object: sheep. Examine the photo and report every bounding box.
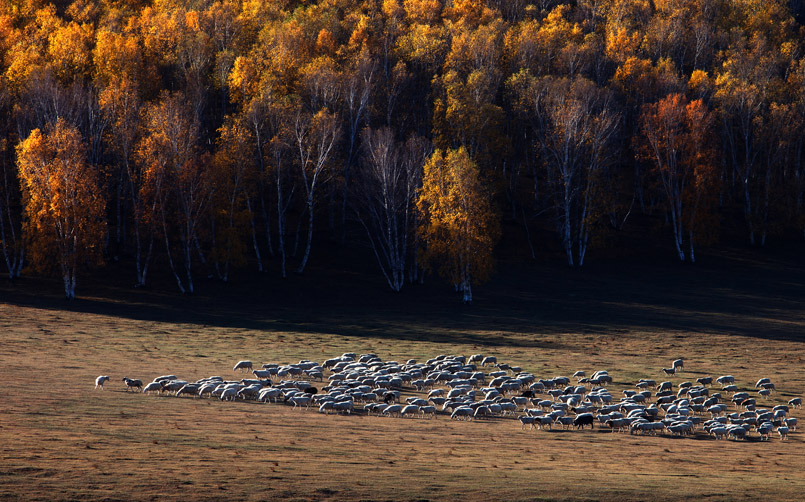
[518,415,536,430]
[661,367,676,376]
[758,388,771,399]
[95,375,110,390]
[672,359,684,372]
[289,395,312,410]
[785,418,797,431]
[716,375,734,387]
[468,354,484,364]
[536,416,553,430]
[556,416,574,429]
[233,360,253,372]
[696,377,713,387]
[480,356,497,367]
[473,406,491,420]
[451,406,474,420]
[421,406,437,419]
[383,404,403,418]
[709,426,728,440]
[757,423,774,441]
[777,426,789,440]
[401,405,421,418]
[143,381,163,395]
[220,387,238,401]
[122,377,143,392]
[252,369,272,380]
[573,413,595,430]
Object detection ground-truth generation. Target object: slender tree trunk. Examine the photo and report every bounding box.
[563,180,574,267]
[245,197,263,272]
[297,194,315,274]
[161,208,186,294]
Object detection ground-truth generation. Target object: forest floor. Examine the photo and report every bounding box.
[1,241,804,501]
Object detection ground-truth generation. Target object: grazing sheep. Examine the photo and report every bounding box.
[696,377,713,387]
[777,426,789,440]
[220,387,238,401]
[122,377,143,392]
[252,369,272,380]
[421,406,437,419]
[789,398,802,409]
[401,405,421,418]
[143,381,163,395]
[519,416,536,430]
[481,356,497,367]
[661,367,676,376]
[95,375,110,390]
[785,418,797,431]
[451,406,474,420]
[672,359,684,372]
[233,360,253,372]
[716,375,734,387]
[709,426,728,440]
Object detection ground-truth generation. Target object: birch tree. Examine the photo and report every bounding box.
[417,147,498,303]
[639,93,717,262]
[354,127,424,291]
[16,119,106,299]
[294,108,340,274]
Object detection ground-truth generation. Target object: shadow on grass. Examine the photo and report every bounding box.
[2,244,805,345]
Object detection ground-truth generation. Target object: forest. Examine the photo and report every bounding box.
[1,0,805,300]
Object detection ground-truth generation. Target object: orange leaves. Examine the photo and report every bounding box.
[16,119,106,290]
[638,93,717,260]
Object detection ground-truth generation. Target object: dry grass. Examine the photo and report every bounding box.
[2,249,805,501]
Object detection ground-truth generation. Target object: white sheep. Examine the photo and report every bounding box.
[233,360,253,372]
[785,418,797,431]
[480,356,497,367]
[289,395,312,409]
[777,426,789,441]
[716,375,734,387]
[420,406,437,419]
[94,375,110,390]
[383,404,403,418]
[401,405,420,418]
[519,416,536,430]
[143,381,163,395]
[788,398,802,409]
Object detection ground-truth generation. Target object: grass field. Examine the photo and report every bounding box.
[1,245,804,501]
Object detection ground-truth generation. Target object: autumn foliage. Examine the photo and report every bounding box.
[16,119,105,298]
[1,0,805,300]
[417,148,498,303]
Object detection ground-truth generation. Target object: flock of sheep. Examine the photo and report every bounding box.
[96,353,801,442]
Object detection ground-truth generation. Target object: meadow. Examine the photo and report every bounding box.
[1,246,804,501]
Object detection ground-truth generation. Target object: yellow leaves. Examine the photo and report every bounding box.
[605,27,640,64]
[403,0,441,25]
[93,28,143,86]
[227,55,259,105]
[396,22,447,69]
[417,147,498,286]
